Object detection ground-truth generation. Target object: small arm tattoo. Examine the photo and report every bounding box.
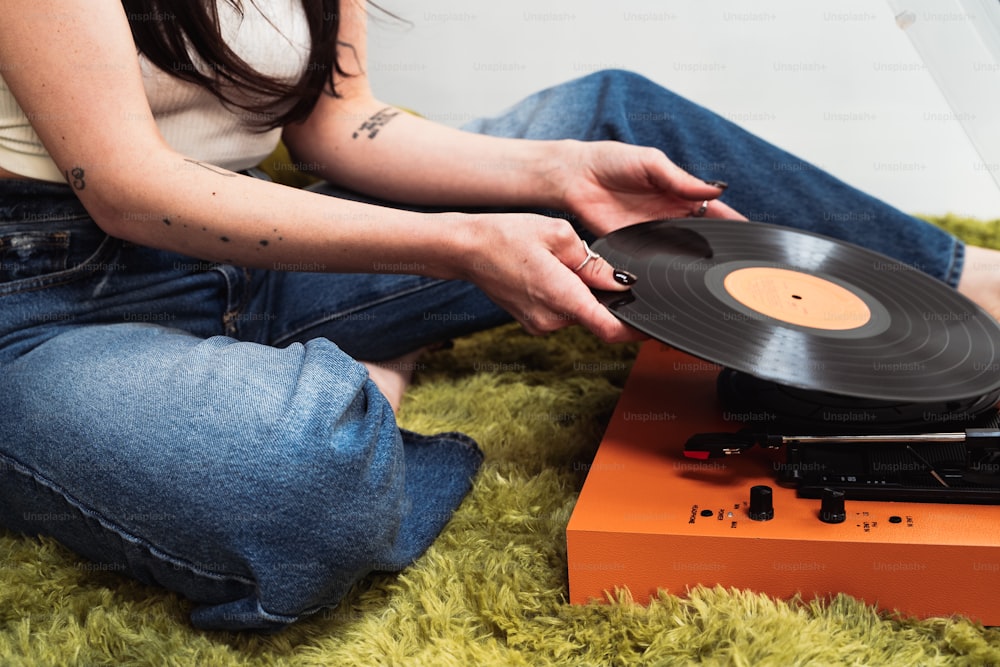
[352,107,401,140]
[65,166,86,191]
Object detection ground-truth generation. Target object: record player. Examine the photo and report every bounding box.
[592,218,1000,504]
[566,219,1000,622]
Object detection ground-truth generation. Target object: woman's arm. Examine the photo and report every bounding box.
[0,0,639,342]
[283,2,742,236]
[0,1,451,275]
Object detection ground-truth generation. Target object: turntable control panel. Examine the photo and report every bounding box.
[683,485,915,531]
[566,343,1000,624]
[651,446,984,545]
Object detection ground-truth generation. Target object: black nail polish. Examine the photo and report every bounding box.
[704,179,729,190]
[613,269,637,286]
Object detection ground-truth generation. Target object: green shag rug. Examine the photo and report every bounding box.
[3,216,1000,667]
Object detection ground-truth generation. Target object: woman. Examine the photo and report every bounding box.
[1,1,996,631]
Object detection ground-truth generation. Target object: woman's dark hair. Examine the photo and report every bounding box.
[120,0,344,130]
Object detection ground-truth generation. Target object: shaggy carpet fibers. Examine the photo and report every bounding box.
[2,217,1000,666]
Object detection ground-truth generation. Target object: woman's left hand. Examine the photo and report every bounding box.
[557,140,747,236]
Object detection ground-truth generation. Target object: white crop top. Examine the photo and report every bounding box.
[0,0,311,182]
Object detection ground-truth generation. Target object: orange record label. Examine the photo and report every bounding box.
[723,267,871,330]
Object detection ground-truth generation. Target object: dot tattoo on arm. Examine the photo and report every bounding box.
[352,107,401,140]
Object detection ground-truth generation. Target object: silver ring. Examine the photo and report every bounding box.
[573,240,602,272]
[694,200,710,217]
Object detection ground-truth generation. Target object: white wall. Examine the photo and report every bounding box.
[366,0,1000,220]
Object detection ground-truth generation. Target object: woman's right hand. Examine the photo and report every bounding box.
[454,213,644,344]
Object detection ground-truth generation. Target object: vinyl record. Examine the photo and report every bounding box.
[591,218,1000,402]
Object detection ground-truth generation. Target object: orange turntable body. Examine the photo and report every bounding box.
[566,342,1000,623]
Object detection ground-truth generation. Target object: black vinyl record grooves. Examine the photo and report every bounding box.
[592,219,1000,403]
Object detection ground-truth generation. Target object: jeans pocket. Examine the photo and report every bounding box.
[0,223,115,297]
[0,231,71,283]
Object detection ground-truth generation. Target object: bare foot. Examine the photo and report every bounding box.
[958,245,1000,322]
[361,349,425,413]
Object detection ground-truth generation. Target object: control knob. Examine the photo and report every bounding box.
[748,485,774,521]
[819,487,846,524]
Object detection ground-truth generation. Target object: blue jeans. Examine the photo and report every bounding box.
[0,70,962,631]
